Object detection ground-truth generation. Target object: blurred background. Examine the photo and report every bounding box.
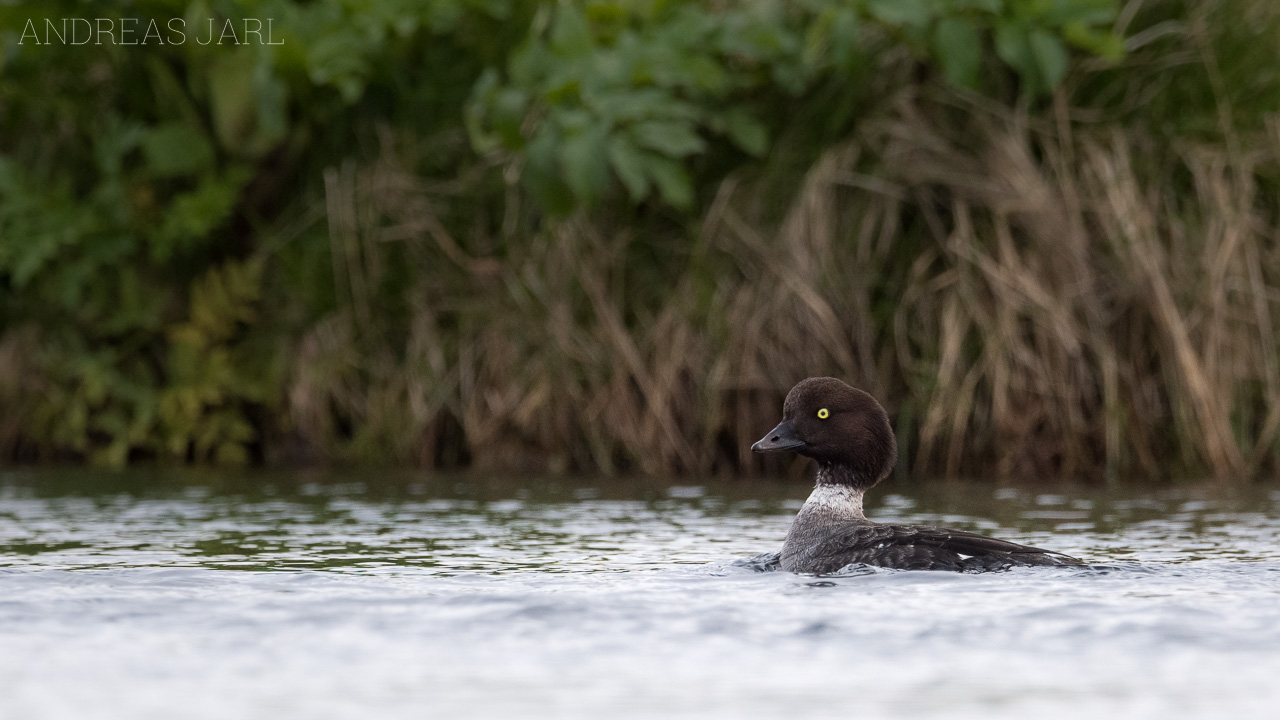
[1,0,1277,482]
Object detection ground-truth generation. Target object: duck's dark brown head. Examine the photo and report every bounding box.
[751,377,897,487]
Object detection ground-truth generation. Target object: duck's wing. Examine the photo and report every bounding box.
[785,522,1081,573]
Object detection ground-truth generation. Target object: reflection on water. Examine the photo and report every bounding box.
[3,470,1280,719]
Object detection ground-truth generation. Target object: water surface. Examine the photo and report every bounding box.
[3,471,1280,719]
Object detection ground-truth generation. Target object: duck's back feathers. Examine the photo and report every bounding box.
[780,521,1081,574]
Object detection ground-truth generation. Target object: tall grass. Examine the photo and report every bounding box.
[285,61,1280,480]
[3,0,1278,480]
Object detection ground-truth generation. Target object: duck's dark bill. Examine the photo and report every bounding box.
[752,419,805,453]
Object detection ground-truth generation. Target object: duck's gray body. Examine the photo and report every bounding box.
[755,378,1081,574]
[781,467,1076,573]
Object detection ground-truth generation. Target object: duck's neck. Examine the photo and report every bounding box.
[795,483,865,521]
[814,462,876,497]
[783,464,873,553]
[781,467,871,563]
[804,465,869,518]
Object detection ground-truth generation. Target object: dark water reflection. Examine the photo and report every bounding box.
[2,470,1280,719]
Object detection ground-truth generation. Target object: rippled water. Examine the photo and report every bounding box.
[3,471,1280,719]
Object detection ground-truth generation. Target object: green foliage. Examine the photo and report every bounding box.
[467,0,1123,211]
[161,257,267,464]
[0,0,518,464]
[4,0,1275,477]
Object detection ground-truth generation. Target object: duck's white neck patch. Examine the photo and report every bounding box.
[800,484,865,520]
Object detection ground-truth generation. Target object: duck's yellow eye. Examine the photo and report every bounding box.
[817,408,829,419]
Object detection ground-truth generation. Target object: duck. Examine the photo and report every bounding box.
[752,377,1081,573]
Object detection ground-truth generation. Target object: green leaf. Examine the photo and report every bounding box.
[630,120,706,158]
[1042,0,1118,25]
[305,27,372,103]
[152,170,249,260]
[249,56,289,155]
[717,13,787,61]
[642,154,693,210]
[994,21,1040,93]
[1062,22,1125,62]
[94,119,145,177]
[142,123,215,178]
[205,49,289,159]
[522,130,575,215]
[803,10,834,70]
[491,88,529,148]
[586,88,700,124]
[181,256,265,344]
[721,110,768,156]
[1029,28,1068,90]
[549,4,593,58]
[558,125,610,203]
[607,136,650,201]
[210,48,256,153]
[215,440,249,465]
[864,0,932,30]
[933,17,983,89]
[680,53,729,93]
[951,0,1003,11]
[829,8,862,72]
[464,68,502,153]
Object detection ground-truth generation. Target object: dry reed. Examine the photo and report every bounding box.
[280,77,1280,480]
